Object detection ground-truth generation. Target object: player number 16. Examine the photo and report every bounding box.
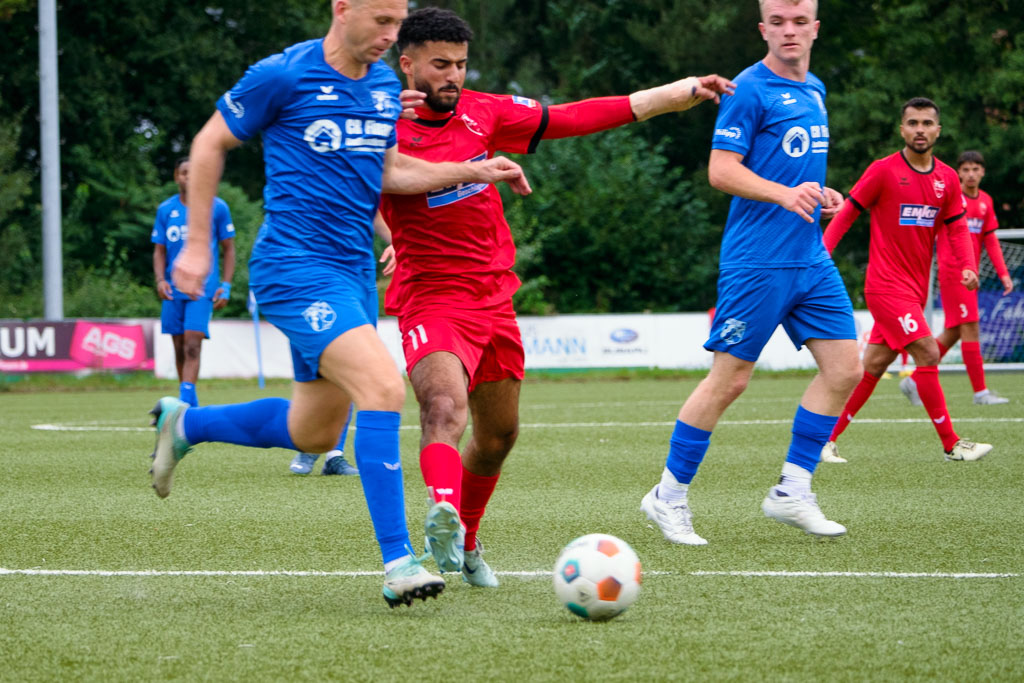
[898,313,919,335]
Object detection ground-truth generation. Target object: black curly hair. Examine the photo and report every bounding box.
[397,7,473,53]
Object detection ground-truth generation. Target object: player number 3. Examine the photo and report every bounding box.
[898,313,919,335]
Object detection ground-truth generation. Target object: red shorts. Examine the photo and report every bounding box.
[865,292,931,351]
[398,300,525,392]
[938,276,979,328]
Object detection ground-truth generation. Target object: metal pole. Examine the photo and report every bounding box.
[39,0,63,320]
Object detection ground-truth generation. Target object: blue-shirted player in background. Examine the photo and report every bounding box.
[641,0,861,543]
[152,157,235,408]
[147,0,531,608]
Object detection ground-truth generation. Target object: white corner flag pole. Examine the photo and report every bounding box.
[248,289,265,389]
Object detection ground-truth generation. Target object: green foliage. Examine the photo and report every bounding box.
[506,128,720,313]
[2,1,1023,315]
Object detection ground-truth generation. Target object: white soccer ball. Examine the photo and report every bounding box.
[553,533,642,621]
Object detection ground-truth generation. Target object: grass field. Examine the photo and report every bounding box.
[1,372,1022,681]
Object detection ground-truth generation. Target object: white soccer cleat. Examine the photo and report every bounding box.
[944,439,993,462]
[762,487,846,537]
[973,391,1009,405]
[899,376,924,407]
[820,440,847,464]
[641,485,708,545]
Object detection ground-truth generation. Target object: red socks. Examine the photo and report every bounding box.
[419,443,463,512]
[910,365,959,451]
[830,371,880,441]
[460,467,499,552]
[961,341,986,393]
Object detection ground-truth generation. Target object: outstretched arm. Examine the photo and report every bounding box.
[540,75,736,141]
[381,146,531,196]
[176,112,243,299]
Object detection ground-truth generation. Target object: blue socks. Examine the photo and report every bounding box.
[352,410,411,564]
[665,420,712,485]
[332,404,354,453]
[179,382,198,407]
[182,398,296,450]
[785,405,839,474]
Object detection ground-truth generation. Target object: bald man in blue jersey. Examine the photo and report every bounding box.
[641,0,861,544]
[146,0,530,609]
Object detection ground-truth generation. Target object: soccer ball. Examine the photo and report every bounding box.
[553,533,642,621]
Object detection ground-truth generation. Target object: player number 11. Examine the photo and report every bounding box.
[407,324,428,351]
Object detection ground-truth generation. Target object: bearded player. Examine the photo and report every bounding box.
[821,98,993,464]
[383,7,734,585]
[899,150,1014,408]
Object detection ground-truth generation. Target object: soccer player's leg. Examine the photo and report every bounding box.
[763,263,858,534]
[448,307,523,587]
[317,325,445,605]
[934,279,1005,403]
[825,330,896,460]
[179,298,212,407]
[404,312,485,573]
[902,335,993,461]
[161,298,186,382]
[644,268,779,545]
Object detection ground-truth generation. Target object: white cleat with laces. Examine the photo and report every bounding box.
[762,487,846,536]
[641,485,708,546]
[973,391,1009,405]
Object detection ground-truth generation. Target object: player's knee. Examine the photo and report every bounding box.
[477,424,518,462]
[834,362,863,394]
[366,375,406,411]
[420,393,467,431]
[914,347,941,367]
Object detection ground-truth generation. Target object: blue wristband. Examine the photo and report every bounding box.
[220,282,231,298]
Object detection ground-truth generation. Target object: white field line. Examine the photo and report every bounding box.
[30,416,1024,433]
[0,568,1015,579]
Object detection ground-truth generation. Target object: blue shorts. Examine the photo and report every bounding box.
[250,257,378,383]
[705,259,855,362]
[161,298,213,338]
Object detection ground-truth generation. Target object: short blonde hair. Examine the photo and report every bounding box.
[759,0,818,20]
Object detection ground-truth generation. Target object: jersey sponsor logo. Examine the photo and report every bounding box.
[782,126,810,157]
[899,204,939,227]
[512,95,538,108]
[303,119,392,154]
[317,85,339,102]
[302,301,336,332]
[371,90,401,119]
[720,318,747,345]
[224,92,245,119]
[164,224,188,243]
[226,222,236,235]
[933,178,945,198]
[426,152,489,207]
[304,119,343,153]
[714,126,742,140]
[967,217,984,234]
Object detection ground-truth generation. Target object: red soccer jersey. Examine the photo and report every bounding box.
[831,151,970,302]
[937,189,999,278]
[381,90,547,315]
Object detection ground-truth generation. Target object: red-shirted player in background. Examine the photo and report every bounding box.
[382,7,734,585]
[820,97,993,464]
[899,150,1014,407]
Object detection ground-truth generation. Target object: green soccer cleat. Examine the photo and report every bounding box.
[424,500,465,573]
[148,397,193,498]
[382,553,445,608]
[462,542,499,588]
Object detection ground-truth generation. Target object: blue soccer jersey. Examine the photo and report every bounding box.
[711,61,831,269]
[216,38,402,270]
[152,195,235,300]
